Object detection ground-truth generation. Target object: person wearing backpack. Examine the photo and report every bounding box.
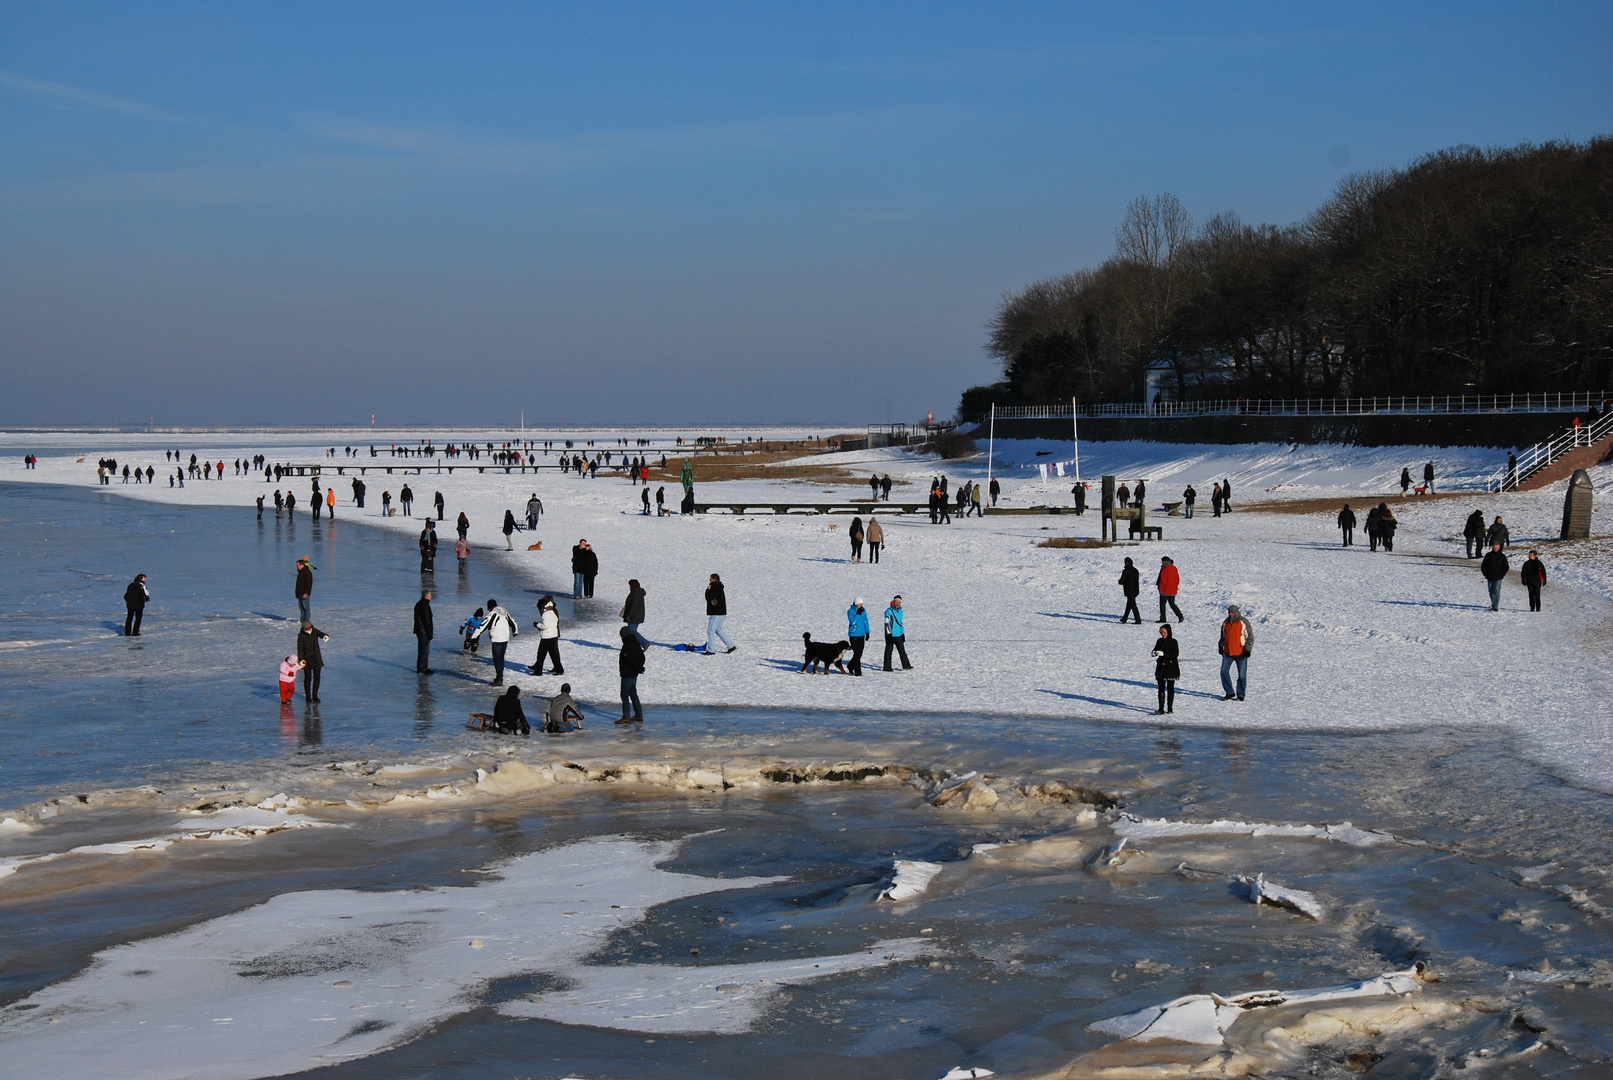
[475,598,518,685]
[1217,604,1253,701]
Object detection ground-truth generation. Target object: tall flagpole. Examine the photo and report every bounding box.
[1072,397,1080,482]
[987,404,996,506]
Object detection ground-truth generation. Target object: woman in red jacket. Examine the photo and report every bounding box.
[1156,556,1183,624]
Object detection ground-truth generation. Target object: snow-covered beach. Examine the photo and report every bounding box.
[2,428,1611,1080]
[7,428,1610,788]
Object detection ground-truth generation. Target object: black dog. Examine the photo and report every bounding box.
[802,632,850,674]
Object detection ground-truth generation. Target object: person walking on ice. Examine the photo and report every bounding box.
[413,590,434,674]
[1521,550,1547,612]
[475,598,518,685]
[295,557,314,622]
[1423,460,1436,494]
[525,493,543,530]
[1337,504,1356,546]
[1151,624,1179,714]
[1481,543,1509,612]
[1218,604,1253,701]
[532,596,564,675]
[503,510,517,550]
[400,484,413,515]
[297,620,330,703]
[882,595,912,671]
[703,573,735,654]
[1118,557,1142,624]
[866,516,883,563]
[124,574,149,636]
[618,626,646,723]
[1156,556,1183,623]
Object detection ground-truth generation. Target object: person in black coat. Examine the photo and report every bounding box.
[1520,550,1547,612]
[1337,504,1356,547]
[491,686,529,735]
[1481,543,1509,611]
[1118,557,1142,624]
[618,626,646,723]
[123,574,149,636]
[1151,624,1179,714]
[297,620,330,702]
[503,510,518,550]
[413,590,434,673]
[419,520,438,573]
[1464,509,1487,559]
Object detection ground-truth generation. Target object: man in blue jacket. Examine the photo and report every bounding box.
[846,597,870,676]
[882,595,912,672]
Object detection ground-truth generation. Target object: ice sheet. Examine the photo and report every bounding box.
[0,836,930,1080]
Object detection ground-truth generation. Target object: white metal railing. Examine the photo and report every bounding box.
[1483,410,1613,492]
[987,392,1608,420]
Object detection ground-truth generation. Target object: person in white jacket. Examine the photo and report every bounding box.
[475,597,519,685]
[531,595,563,676]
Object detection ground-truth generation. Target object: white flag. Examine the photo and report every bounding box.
[1055,462,1065,477]
[1038,463,1048,481]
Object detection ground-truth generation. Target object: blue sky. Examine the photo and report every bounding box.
[1,3,1608,428]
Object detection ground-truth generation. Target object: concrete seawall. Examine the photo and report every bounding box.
[977,411,1585,448]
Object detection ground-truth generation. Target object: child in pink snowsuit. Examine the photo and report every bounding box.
[279,656,303,703]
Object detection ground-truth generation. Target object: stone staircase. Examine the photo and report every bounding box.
[1489,412,1613,492]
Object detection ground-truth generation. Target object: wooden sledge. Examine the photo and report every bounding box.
[467,712,497,731]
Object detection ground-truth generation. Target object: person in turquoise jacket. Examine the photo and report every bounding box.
[846,598,870,676]
[882,596,912,672]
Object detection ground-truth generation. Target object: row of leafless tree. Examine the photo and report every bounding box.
[961,139,1613,419]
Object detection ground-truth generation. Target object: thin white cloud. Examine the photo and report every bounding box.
[302,104,941,175]
[0,69,215,128]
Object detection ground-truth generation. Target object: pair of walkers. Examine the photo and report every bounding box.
[1147,604,1251,710]
[1481,545,1548,612]
[847,516,884,563]
[853,595,912,672]
[1118,556,1184,624]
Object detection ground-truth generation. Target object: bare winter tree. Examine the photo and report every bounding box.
[1112,194,1195,372]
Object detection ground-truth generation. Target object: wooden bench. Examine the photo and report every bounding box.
[1161,501,1184,517]
[1141,526,1164,541]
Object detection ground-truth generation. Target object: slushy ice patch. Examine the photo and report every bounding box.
[0,836,932,1080]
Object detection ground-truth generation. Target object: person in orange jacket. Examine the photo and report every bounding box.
[1218,604,1253,701]
[1156,556,1184,624]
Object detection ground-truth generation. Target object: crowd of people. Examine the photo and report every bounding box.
[95,439,1563,731]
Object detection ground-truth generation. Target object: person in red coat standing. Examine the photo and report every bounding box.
[1156,556,1184,624]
